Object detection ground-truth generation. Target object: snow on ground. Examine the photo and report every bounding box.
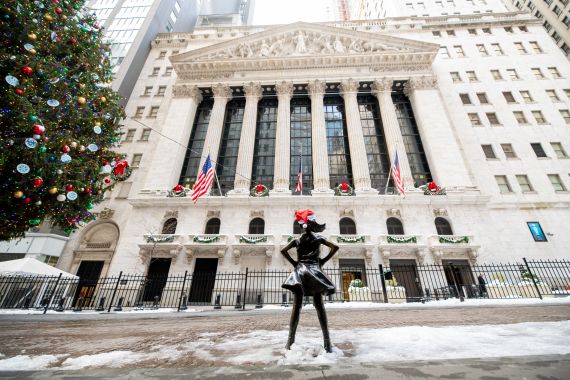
[1,320,570,370]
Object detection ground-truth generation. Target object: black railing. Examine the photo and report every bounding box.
[1,259,569,312]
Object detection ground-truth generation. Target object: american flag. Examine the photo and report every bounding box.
[191,154,215,203]
[392,151,405,197]
[294,155,303,193]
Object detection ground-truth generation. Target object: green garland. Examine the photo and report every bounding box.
[387,235,417,244]
[192,235,220,243]
[439,235,469,244]
[239,235,268,244]
[337,235,365,243]
[146,235,175,243]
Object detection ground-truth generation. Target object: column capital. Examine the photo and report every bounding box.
[307,79,326,96]
[276,81,294,97]
[172,85,203,102]
[404,76,438,95]
[371,78,393,94]
[339,79,359,95]
[244,82,263,99]
[212,83,233,99]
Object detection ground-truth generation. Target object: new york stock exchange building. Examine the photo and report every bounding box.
[58,12,570,304]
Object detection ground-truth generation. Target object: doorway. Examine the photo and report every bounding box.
[442,259,475,298]
[142,258,171,302]
[188,258,218,304]
[339,259,366,301]
[388,259,422,302]
[73,260,104,307]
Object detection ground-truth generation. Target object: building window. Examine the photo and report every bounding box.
[459,93,472,105]
[482,28,492,35]
[486,112,500,125]
[529,41,543,53]
[551,142,568,158]
[506,69,519,80]
[179,99,213,187]
[156,86,166,96]
[563,16,570,28]
[514,42,527,54]
[171,50,179,56]
[446,30,456,36]
[131,153,142,167]
[450,71,462,82]
[532,110,547,124]
[435,217,453,235]
[164,67,173,76]
[439,46,450,58]
[432,31,441,37]
[140,128,151,141]
[151,67,160,76]
[358,95,390,190]
[544,21,552,32]
[468,28,477,35]
[454,45,465,57]
[252,98,277,187]
[148,106,159,118]
[565,90,570,100]
[560,110,570,123]
[552,31,561,43]
[504,26,514,33]
[482,144,496,159]
[491,43,504,55]
[501,143,517,158]
[490,69,503,80]
[553,5,562,16]
[386,217,404,235]
[495,175,513,193]
[562,44,570,56]
[546,89,560,101]
[548,174,566,192]
[520,90,534,103]
[513,111,528,124]
[531,143,547,158]
[248,218,265,234]
[143,86,152,96]
[532,68,545,79]
[469,113,482,126]
[325,96,352,189]
[162,218,177,234]
[548,67,561,79]
[503,91,516,103]
[477,93,489,104]
[216,98,246,196]
[124,129,136,142]
[519,26,528,32]
[516,175,533,192]
[476,44,489,56]
[204,218,220,234]
[134,106,145,118]
[339,217,357,235]
[158,50,167,59]
[290,97,313,192]
[466,70,479,82]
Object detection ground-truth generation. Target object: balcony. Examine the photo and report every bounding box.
[232,234,275,265]
[378,234,427,264]
[138,234,183,262]
[428,235,480,264]
[329,234,374,265]
[185,235,228,263]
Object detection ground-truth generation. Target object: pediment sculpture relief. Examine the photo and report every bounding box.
[203,31,409,60]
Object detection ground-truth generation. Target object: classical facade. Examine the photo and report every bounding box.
[58,9,570,291]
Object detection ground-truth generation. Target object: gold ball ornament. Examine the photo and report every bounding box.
[95,121,101,126]
[28,33,37,40]
[48,187,58,194]
[100,96,107,103]
[70,141,78,148]
[44,14,53,21]
[79,83,86,88]
[14,191,24,198]
[77,96,86,104]
[79,145,85,152]
[29,48,36,54]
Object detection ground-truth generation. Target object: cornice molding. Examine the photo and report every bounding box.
[172,84,203,101]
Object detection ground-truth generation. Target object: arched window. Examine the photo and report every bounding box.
[161,218,177,234]
[293,220,303,234]
[339,217,357,235]
[435,217,453,235]
[386,217,404,235]
[204,218,221,234]
[248,218,265,234]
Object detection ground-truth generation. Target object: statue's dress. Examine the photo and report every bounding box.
[282,232,336,296]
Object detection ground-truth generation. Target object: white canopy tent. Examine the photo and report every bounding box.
[0,257,77,278]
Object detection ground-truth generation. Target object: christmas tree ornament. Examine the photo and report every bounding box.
[23,198,32,204]
[32,177,43,187]
[77,96,86,104]
[56,194,66,202]
[48,187,58,194]
[32,125,45,135]
[5,75,19,86]
[13,191,23,198]
[44,14,53,21]
[28,33,37,39]
[62,145,70,153]
[21,66,33,75]
[66,184,74,192]
[16,164,30,174]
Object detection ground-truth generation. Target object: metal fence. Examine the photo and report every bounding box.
[1,259,569,313]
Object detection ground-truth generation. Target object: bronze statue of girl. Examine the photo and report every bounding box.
[281,210,339,353]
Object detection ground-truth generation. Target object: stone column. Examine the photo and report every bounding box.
[197,83,232,180]
[308,80,333,195]
[371,79,414,186]
[340,79,375,194]
[404,76,472,188]
[230,82,262,196]
[143,84,202,190]
[271,81,293,194]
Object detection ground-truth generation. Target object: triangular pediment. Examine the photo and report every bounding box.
[171,22,439,81]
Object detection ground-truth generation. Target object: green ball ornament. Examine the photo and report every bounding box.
[63,229,72,235]
[86,202,93,209]
[29,219,41,226]
[30,115,38,121]
[39,146,47,153]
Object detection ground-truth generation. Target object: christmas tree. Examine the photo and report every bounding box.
[0,0,126,241]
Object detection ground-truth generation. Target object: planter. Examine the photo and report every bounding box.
[517,282,552,298]
[348,286,371,301]
[386,286,406,304]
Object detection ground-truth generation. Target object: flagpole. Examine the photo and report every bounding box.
[208,149,223,196]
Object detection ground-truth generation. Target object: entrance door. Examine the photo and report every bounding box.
[389,259,422,302]
[143,258,171,302]
[442,259,475,298]
[74,260,104,306]
[339,259,366,301]
[188,258,218,304]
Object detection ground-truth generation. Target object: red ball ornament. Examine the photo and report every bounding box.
[53,0,59,4]
[62,145,70,153]
[70,38,77,44]
[86,63,91,68]
[56,37,61,43]
[15,88,23,95]
[94,24,99,30]
[56,7,62,14]
[21,66,33,75]
[104,178,111,184]
[32,177,43,187]
[23,197,31,204]
[84,188,91,194]
[66,184,74,192]
[32,125,45,134]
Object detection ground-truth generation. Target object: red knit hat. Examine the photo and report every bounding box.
[295,209,315,228]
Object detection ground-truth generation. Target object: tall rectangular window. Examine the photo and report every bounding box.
[490,69,503,80]
[503,91,516,103]
[124,129,136,143]
[482,144,496,159]
[516,175,533,192]
[506,69,519,80]
[560,110,570,123]
[450,71,462,82]
[151,67,160,76]
[495,175,512,193]
[454,45,465,57]
[466,71,479,81]
[290,97,313,192]
[532,68,545,79]
[324,96,352,189]
[514,42,527,54]
[532,110,547,124]
[501,143,517,158]
[358,95,390,190]
[513,111,528,124]
[551,142,567,158]
[477,93,489,104]
[140,128,151,141]
[251,98,277,187]
[469,113,482,126]
[546,89,560,101]
[476,44,489,56]
[156,86,166,96]
[548,67,561,79]
[548,174,566,192]
[215,99,246,195]
[148,106,159,118]
[143,86,152,96]
[529,41,543,53]
[491,43,504,55]
[164,67,173,76]
[520,90,533,103]
[131,153,143,167]
[439,46,450,58]
[134,106,145,118]
[486,112,500,125]
[531,143,547,158]
[459,93,472,104]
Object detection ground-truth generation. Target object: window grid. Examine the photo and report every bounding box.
[251,98,277,187]
[148,106,159,118]
[124,129,135,143]
[179,99,213,187]
[531,143,547,158]
[501,143,517,158]
[290,97,313,192]
[495,175,512,193]
[548,174,566,192]
[134,106,145,118]
[486,112,500,125]
[560,110,570,123]
[490,69,503,80]
[546,90,560,102]
[482,144,496,159]
[551,142,567,159]
[532,110,547,124]
[140,128,151,141]
[469,113,482,126]
[460,93,472,105]
[450,71,462,82]
[131,153,142,167]
[477,93,489,104]
[324,96,353,189]
[506,69,519,80]
[516,175,533,192]
[466,70,479,82]
[520,91,534,103]
[156,86,166,96]
[513,111,528,124]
